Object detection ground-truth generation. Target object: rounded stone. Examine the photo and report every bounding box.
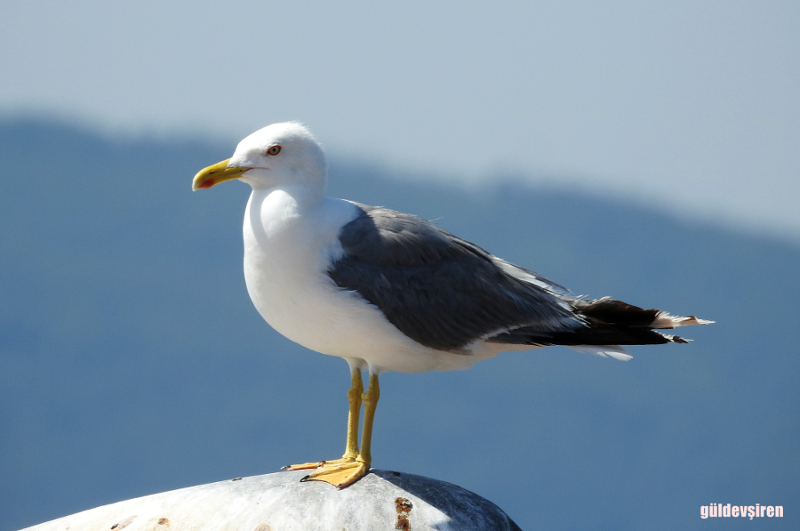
[20,469,522,531]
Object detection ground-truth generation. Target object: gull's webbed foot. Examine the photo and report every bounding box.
[282,456,369,488]
[282,456,355,471]
[299,458,369,489]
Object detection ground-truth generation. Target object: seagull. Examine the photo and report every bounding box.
[192,121,711,488]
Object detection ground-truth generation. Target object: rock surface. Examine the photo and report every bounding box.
[20,469,522,530]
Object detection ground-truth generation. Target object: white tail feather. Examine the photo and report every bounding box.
[570,345,633,361]
[651,312,715,329]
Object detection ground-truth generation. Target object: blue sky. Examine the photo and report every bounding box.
[2,1,798,241]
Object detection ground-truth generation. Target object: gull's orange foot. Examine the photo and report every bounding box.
[301,458,369,489]
[283,457,369,488]
[282,456,354,471]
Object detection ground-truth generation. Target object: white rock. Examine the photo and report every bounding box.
[20,469,522,531]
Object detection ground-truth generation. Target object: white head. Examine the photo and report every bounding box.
[192,122,327,192]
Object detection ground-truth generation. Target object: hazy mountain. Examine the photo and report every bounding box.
[1,118,797,530]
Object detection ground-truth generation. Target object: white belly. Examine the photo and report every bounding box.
[240,188,497,373]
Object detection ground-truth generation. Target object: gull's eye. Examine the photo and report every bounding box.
[266,145,282,156]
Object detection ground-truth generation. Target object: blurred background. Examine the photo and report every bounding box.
[1,2,798,530]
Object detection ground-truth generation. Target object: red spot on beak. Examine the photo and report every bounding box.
[198,179,216,189]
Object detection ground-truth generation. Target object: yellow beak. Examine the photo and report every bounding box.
[192,159,252,190]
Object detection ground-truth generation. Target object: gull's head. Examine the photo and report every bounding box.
[192,122,326,191]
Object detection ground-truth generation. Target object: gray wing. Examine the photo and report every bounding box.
[327,204,580,351]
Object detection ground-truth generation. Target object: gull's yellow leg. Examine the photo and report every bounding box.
[294,372,380,488]
[283,368,362,471]
[342,367,363,460]
[356,372,380,469]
